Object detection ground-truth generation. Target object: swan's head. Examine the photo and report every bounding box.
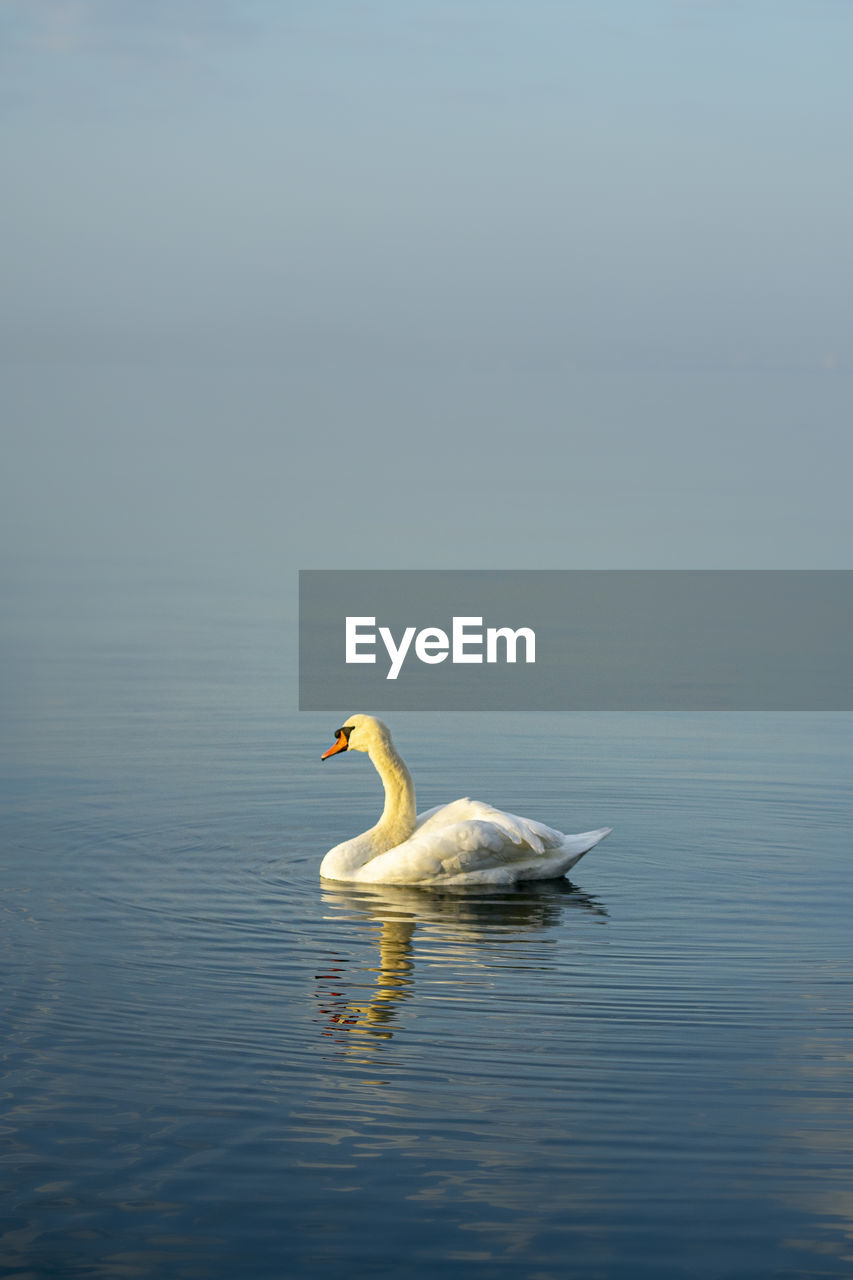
[321,714,391,760]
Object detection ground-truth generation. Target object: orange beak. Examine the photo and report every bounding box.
[321,732,349,761]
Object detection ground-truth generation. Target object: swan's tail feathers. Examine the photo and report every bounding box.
[562,827,612,855]
[557,826,612,876]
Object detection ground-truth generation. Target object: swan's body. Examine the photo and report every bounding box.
[320,715,611,887]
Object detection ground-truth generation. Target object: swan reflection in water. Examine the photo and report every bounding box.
[315,879,607,1060]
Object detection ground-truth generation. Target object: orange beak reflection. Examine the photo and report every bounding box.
[321,732,349,761]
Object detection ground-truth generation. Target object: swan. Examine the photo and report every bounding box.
[319,714,611,887]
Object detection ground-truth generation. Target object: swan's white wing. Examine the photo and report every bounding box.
[359,797,610,885]
[415,798,562,849]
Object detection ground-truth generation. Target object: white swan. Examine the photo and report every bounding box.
[319,714,611,887]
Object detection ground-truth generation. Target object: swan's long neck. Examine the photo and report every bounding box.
[369,736,416,851]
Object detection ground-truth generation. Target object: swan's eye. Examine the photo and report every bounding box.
[335,725,354,742]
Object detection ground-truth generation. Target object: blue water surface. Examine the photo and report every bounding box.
[2,564,852,1279]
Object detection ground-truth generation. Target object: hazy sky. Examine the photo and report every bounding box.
[2,0,851,574]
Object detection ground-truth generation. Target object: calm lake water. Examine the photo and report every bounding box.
[2,566,852,1279]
